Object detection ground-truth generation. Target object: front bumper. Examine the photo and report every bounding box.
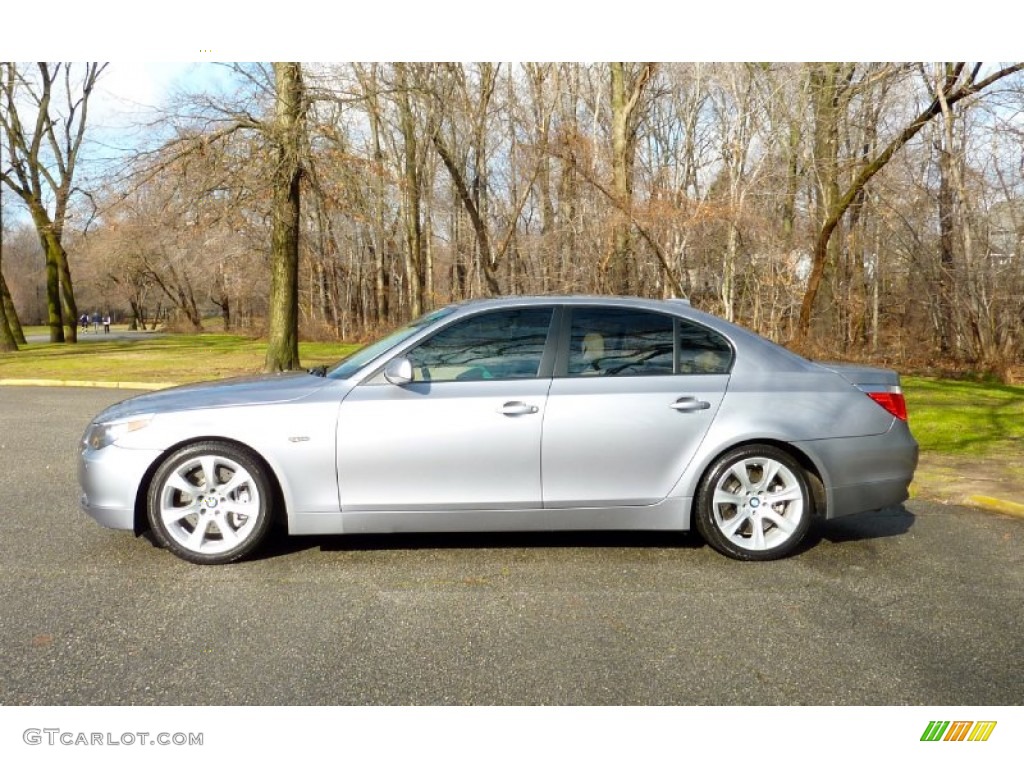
[79,444,163,530]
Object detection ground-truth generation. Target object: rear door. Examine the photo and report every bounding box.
[542,306,732,508]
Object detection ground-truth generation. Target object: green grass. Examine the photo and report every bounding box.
[903,376,1024,456]
[0,331,359,384]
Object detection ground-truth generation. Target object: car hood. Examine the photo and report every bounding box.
[95,372,333,421]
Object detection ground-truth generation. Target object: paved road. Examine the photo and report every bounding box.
[24,329,166,344]
[0,386,1021,705]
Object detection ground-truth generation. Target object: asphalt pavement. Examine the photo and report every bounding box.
[23,329,166,343]
[0,386,1022,705]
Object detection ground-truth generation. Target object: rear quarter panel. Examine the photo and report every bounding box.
[667,360,902,507]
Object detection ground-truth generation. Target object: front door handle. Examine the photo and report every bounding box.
[670,397,711,412]
[499,401,539,416]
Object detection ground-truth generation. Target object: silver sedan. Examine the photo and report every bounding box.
[79,296,918,564]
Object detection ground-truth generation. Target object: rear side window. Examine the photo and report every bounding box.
[566,308,733,377]
[677,319,733,374]
[567,308,674,376]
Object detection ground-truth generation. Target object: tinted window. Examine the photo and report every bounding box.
[406,308,554,382]
[677,319,733,374]
[568,308,674,377]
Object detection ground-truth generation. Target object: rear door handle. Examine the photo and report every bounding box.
[670,397,711,412]
[499,401,539,416]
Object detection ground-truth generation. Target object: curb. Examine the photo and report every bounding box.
[965,495,1024,520]
[0,378,177,391]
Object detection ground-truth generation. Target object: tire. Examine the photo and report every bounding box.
[694,444,813,561]
[147,441,274,565]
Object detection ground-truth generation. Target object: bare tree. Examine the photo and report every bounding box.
[0,62,106,343]
[795,62,1024,344]
[60,61,1024,377]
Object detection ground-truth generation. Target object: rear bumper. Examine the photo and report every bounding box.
[78,444,163,531]
[828,477,912,519]
[795,421,918,519]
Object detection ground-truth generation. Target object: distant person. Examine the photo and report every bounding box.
[103,314,111,334]
[92,312,101,332]
[80,313,88,331]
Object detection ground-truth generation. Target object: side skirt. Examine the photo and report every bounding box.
[289,497,691,536]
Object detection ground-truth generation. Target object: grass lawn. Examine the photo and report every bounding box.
[903,375,1024,457]
[0,331,359,384]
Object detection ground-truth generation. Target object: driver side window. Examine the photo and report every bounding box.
[406,308,554,382]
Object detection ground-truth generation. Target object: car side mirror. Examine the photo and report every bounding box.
[383,356,414,386]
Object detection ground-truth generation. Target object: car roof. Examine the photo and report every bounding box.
[450,294,689,312]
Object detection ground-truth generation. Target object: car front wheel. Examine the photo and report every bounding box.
[147,441,274,565]
[695,445,813,561]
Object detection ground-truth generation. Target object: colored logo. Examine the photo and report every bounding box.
[921,721,997,742]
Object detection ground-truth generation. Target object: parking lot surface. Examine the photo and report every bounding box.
[1,387,1021,705]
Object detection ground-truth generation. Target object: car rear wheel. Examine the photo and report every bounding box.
[147,441,274,565]
[695,445,812,561]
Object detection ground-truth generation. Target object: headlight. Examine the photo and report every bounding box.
[82,415,153,451]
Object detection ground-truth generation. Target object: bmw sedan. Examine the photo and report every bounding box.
[79,296,918,564]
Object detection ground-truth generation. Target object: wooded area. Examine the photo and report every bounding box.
[2,62,1023,377]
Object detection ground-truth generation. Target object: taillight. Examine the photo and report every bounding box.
[867,391,908,421]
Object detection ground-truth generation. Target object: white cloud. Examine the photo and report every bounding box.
[90,63,194,129]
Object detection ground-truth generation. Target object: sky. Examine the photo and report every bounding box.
[86,63,236,152]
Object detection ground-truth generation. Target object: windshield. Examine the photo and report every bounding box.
[326,306,458,379]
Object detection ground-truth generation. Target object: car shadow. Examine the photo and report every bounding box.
[258,528,706,560]
[253,505,916,562]
[805,504,916,548]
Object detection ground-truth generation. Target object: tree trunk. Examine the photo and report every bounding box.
[937,115,957,357]
[264,62,304,373]
[394,63,424,318]
[31,208,65,343]
[1,269,26,345]
[606,63,655,294]
[129,298,146,331]
[28,203,79,342]
[0,254,17,352]
[366,66,390,323]
[58,242,78,343]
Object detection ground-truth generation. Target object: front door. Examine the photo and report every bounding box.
[337,307,556,512]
